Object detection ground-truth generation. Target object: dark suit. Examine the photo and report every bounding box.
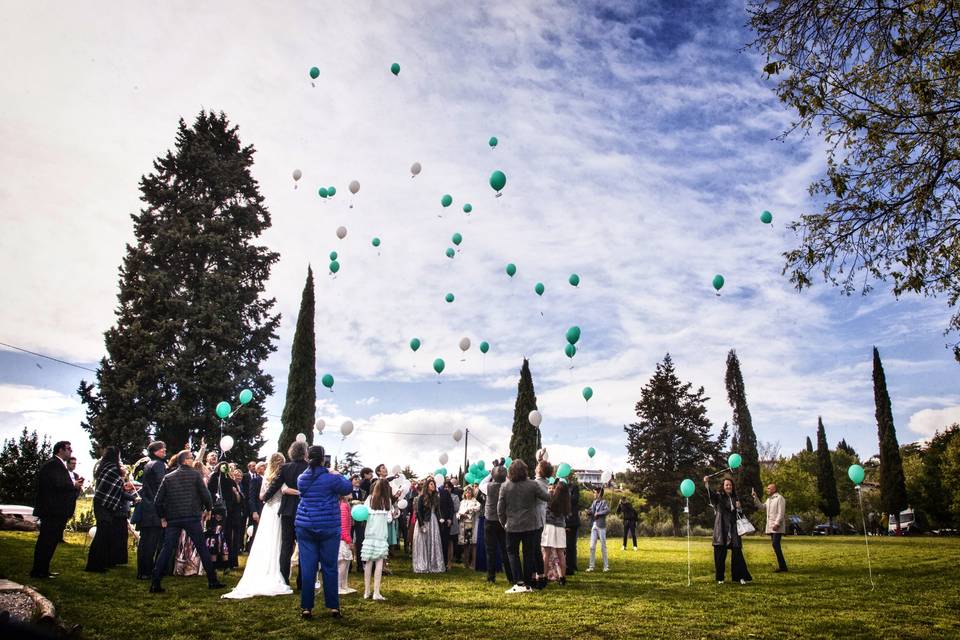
[208,471,244,568]
[136,456,167,578]
[565,483,581,574]
[32,457,78,577]
[263,459,308,588]
[438,488,455,567]
[247,474,263,550]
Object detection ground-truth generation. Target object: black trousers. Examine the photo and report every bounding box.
[136,526,164,577]
[228,514,243,568]
[771,533,787,569]
[279,514,300,588]
[566,526,579,574]
[714,545,752,582]
[532,527,544,578]
[352,520,367,572]
[483,519,513,583]
[623,520,637,548]
[86,505,117,572]
[439,522,452,567]
[152,517,218,586]
[32,516,68,576]
[506,529,538,586]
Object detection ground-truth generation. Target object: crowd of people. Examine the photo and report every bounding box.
[30,440,791,620]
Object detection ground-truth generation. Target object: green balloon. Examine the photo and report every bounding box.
[557,463,572,479]
[848,464,865,485]
[504,456,512,468]
[477,460,485,470]
[582,386,593,402]
[329,251,338,261]
[390,62,400,76]
[215,401,231,419]
[569,273,580,287]
[319,187,328,198]
[728,453,742,469]
[433,358,445,374]
[505,263,516,277]
[680,478,695,498]
[713,274,725,291]
[463,203,472,213]
[446,248,455,259]
[351,504,369,521]
[479,341,489,354]
[760,210,773,224]
[321,374,334,389]
[372,237,381,247]
[409,338,421,352]
[566,326,581,345]
[535,282,544,296]
[452,233,462,246]
[565,343,576,359]
[327,186,336,197]
[436,467,448,477]
[238,389,253,405]
[489,136,498,147]
[548,477,556,485]
[441,194,453,207]
[489,170,506,192]
[464,472,475,484]
[309,66,320,80]
[329,260,340,274]
[445,293,455,303]
[587,446,596,458]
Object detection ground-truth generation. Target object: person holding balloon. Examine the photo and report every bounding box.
[586,486,611,572]
[752,483,788,573]
[542,479,571,584]
[361,479,396,600]
[482,464,514,584]
[497,459,550,593]
[337,494,356,596]
[703,475,753,585]
[412,477,445,573]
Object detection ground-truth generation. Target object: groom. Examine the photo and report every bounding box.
[263,440,309,590]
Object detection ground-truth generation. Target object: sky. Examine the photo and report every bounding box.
[1,1,958,479]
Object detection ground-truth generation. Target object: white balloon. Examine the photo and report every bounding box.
[219,435,235,452]
[439,452,449,465]
[601,470,612,483]
[292,169,302,181]
[459,337,471,352]
[391,464,402,475]
[340,420,354,436]
[410,161,422,176]
[246,524,254,538]
[528,410,542,428]
[433,473,444,487]
[452,429,463,442]
[478,472,492,495]
[397,498,408,510]
[315,418,326,433]
[88,526,97,539]
[336,226,347,239]
[295,433,307,443]
[348,180,360,194]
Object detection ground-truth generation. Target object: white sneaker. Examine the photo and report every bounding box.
[621,546,626,551]
[603,567,610,572]
[586,567,594,572]
[373,593,386,601]
[338,587,357,595]
[717,581,724,585]
[363,592,371,599]
[505,584,528,594]
[740,579,747,585]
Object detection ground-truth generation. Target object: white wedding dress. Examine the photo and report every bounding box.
[222,489,293,599]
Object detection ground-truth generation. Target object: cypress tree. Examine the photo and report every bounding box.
[278,265,316,454]
[724,350,762,509]
[78,111,280,462]
[805,436,814,453]
[873,346,908,531]
[509,359,539,471]
[815,417,840,529]
[836,439,858,458]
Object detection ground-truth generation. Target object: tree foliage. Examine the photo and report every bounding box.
[748,0,960,361]
[78,111,280,462]
[337,451,363,477]
[0,427,52,506]
[815,417,841,523]
[873,347,909,524]
[278,265,316,455]
[509,359,539,471]
[724,350,763,508]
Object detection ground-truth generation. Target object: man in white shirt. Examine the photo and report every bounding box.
[753,484,788,572]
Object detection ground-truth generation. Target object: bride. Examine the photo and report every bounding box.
[222,453,293,599]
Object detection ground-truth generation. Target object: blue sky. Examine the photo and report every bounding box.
[1,1,958,477]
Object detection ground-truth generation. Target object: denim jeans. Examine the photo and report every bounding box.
[589,524,608,569]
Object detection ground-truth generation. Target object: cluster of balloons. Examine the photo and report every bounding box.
[565,326,581,360]
[318,186,337,199]
[464,460,488,485]
[214,388,254,420]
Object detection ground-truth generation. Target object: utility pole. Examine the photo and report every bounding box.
[463,428,470,478]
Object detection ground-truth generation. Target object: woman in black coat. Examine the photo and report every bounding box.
[86,447,135,572]
[704,476,752,585]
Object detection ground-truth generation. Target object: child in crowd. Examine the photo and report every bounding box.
[362,479,396,600]
[587,486,610,572]
[338,494,356,595]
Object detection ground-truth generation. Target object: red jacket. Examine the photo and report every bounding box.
[339,501,352,543]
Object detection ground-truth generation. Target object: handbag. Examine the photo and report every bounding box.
[736,512,756,536]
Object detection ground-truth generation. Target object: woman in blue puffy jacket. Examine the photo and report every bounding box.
[295,445,352,619]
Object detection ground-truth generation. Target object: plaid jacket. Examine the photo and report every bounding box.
[93,465,125,513]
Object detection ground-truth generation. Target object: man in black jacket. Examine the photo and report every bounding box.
[565,477,581,575]
[149,450,225,592]
[31,441,83,578]
[246,461,265,550]
[135,441,167,579]
[262,441,308,590]
[438,481,455,569]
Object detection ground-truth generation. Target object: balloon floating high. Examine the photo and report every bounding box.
[566,326,581,345]
[238,389,253,405]
[351,504,369,521]
[372,237,381,247]
[479,341,489,354]
[459,337,471,352]
[309,66,320,80]
[439,452,449,465]
[327,186,337,197]
[760,210,773,224]
[489,170,507,195]
[535,282,544,296]
[528,409,542,427]
[349,180,360,195]
[489,136,498,148]
[315,418,325,433]
[410,162,422,177]
[318,187,328,198]
[463,203,472,213]
[505,263,517,277]
[556,463,572,479]
[680,478,696,498]
[292,169,302,187]
[321,374,334,390]
[451,232,462,246]
[215,401,231,420]
[340,420,354,436]
[220,435,234,452]
[336,226,347,240]
[565,343,576,359]
[390,62,400,76]
[329,260,340,274]
[569,273,580,287]
[848,464,865,485]
[445,293,455,303]
[441,194,453,208]
[446,247,455,259]
[409,338,421,352]
[433,358,445,374]
[587,447,596,458]
[728,453,742,469]
[452,429,463,442]
[582,386,593,402]
[712,274,725,294]
[329,251,338,261]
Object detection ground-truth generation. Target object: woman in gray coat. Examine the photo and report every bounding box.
[704,475,752,585]
[497,460,549,593]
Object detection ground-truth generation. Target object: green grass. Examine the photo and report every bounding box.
[1,531,958,639]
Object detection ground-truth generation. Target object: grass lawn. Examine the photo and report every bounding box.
[1,530,958,639]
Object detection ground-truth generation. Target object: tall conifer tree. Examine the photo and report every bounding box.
[78,111,280,461]
[279,265,316,454]
[805,436,814,453]
[725,350,762,508]
[873,347,908,530]
[815,417,840,529]
[509,359,539,470]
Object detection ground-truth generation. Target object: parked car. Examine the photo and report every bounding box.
[0,505,38,523]
[813,522,841,535]
[787,515,804,535]
[888,508,920,535]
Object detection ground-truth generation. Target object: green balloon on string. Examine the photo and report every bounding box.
[489,170,506,193]
[390,62,400,76]
[351,504,369,521]
[238,389,253,405]
[587,447,595,458]
[680,479,695,498]
[309,66,320,80]
[446,248,455,259]
[327,186,336,197]
[713,274,725,292]
[215,401,231,419]
[582,386,593,402]
[372,237,381,247]
[321,374,334,389]
[535,282,544,296]
[565,343,576,359]
[463,203,472,213]
[409,338,421,352]
[329,251,338,261]
[557,463,572,479]
[489,136,498,148]
[728,453,742,469]
[566,326,581,345]
[505,263,516,277]
[329,260,340,274]
[503,456,512,468]
[445,293,455,303]
[452,233,462,246]
[433,358,445,374]
[760,210,773,224]
[479,341,489,354]
[319,187,328,198]
[848,464,865,485]
[441,194,453,207]
[569,273,580,287]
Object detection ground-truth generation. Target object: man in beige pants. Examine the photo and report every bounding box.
[752,484,788,572]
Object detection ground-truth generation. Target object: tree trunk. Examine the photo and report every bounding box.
[671,505,681,536]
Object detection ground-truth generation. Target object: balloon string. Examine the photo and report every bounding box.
[686,497,691,587]
[857,487,876,591]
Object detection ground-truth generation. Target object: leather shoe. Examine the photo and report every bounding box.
[29,572,54,579]
[149,584,165,593]
[208,582,226,589]
[48,572,60,577]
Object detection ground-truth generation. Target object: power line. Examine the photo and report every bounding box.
[0,340,98,373]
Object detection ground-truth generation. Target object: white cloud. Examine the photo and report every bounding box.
[908,406,960,438]
[354,396,379,406]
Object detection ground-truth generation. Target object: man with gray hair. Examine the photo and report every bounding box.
[263,440,309,590]
[136,441,167,579]
[753,483,788,572]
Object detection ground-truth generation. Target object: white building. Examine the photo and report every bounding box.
[574,468,603,484]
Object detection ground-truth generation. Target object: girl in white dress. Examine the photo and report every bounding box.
[361,479,395,600]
